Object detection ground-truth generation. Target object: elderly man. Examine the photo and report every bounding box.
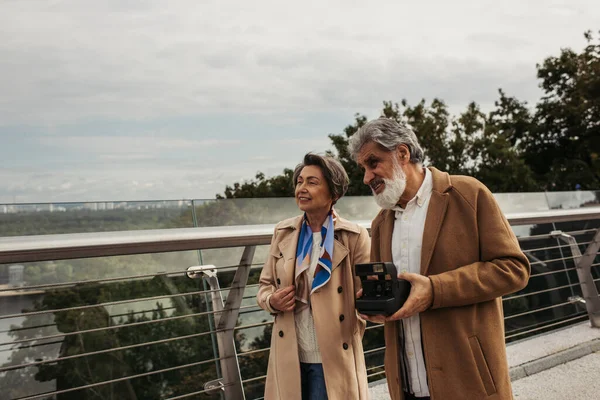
[349,118,530,400]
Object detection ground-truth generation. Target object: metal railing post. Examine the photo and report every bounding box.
[191,201,223,397]
[551,229,600,328]
[187,245,256,399]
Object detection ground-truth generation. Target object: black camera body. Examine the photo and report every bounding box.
[355,262,411,316]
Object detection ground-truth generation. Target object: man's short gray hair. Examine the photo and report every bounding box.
[293,153,349,205]
[348,117,425,164]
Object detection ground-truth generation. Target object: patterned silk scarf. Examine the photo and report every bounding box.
[294,210,335,313]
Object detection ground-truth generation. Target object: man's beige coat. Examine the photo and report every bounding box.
[372,167,530,400]
[257,215,371,399]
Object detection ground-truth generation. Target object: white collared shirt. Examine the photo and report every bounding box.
[391,167,433,397]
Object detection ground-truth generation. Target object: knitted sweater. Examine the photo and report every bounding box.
[295,232,322,363]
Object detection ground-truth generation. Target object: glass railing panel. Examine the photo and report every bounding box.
[0,252,220,400]
[544,190,600,210]
[1,199,600,397]
[191,197,378,228]
[191,192,559,228]
[493,192,550,213]
[503,220,600,342]
[0,200,195,237]
[334,197,384,221]
[0,252,200,287]
[193,198,300,227]
[3,192,598,237]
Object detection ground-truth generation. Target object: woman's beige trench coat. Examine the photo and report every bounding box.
[257,214,371,400]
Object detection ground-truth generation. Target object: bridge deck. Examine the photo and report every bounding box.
[369,322,600,399]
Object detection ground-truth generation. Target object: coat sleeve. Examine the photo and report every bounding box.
[429,185,531,309]
[256,226,280,314]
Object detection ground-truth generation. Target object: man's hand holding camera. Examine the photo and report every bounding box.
[359,272,434,324]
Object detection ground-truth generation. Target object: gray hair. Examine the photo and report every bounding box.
[348,117,425,164]
[293,153,349,205]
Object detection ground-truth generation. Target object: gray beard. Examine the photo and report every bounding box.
[373,166,406,210]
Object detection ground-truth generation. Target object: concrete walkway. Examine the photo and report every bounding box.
[512,352,600,399]
[369,322,600,399]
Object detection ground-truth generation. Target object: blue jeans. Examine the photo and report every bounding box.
[300,363,328,400]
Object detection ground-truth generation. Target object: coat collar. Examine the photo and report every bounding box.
[275,214,360,234]
[429,166,453,194]
[372,166,453,274]
[275,213,355,284]
[420,167,452,275]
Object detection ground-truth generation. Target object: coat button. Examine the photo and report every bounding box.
[334,234,339,240]
[343,343,348,350]
[279,330,284,338]
[279,252,283,257]
[337,286,343,294]
[339,314,345,322]
[276,278,281,285]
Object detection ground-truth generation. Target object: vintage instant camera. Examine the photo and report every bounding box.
[355,262,411,316]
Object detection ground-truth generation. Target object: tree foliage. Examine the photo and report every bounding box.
[0,276,220,399]
[218,30,600,198]
[216,170,295,199]
[524,30,600,189]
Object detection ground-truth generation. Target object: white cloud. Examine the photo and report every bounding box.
[0,165,226,203]
[275,138,331,148]
[1,0,599,203]
[39,135,242,156]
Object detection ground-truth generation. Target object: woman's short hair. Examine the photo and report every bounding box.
[292,153,349,204]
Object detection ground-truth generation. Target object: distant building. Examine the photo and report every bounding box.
[83,203,98,211]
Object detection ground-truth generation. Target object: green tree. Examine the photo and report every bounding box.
[390,99,453,171]
[524,30,600,190]
[0,276,219,399]
[327,114,370,195]
[216,30,599,197]
[216,170,295,199]
[217,95,540,196]
[470,90,540,192]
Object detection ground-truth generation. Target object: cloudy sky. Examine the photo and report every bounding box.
[1,0,598,203]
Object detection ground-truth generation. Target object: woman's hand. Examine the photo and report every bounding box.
[269,285,296,312]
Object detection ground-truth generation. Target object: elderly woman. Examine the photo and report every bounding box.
[257,153,371,400]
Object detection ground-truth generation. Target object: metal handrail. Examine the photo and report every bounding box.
[503,282,582,301]
[1,207,599,400]
[529,254,579,266]
[2,208,600,264]
[505,314,589,340]
[0,224,279,264]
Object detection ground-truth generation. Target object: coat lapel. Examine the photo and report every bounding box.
[330,216,358,272]
[420,167,452,275]
[331,240,349,272]
[277,217,302,286]
[379,210,395,263]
